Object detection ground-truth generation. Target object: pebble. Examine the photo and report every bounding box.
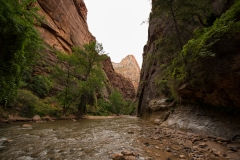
[198,143,208,148]
[165,147,171,152]
[179,154,185,158]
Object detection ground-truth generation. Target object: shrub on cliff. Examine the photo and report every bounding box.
[30,75,53,98]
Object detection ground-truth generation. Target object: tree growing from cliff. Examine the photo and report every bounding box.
[0,0,43,106]
[55,42,108,116]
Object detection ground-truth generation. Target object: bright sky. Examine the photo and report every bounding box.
[84,0,151,67]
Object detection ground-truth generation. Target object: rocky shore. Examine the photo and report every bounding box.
[111,126,240,160]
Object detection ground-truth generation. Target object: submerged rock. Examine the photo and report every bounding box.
[22,124,32,129]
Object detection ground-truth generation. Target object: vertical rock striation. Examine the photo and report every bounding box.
[112,55,140,92]
[137,0,240,138]
[36,0,95,53]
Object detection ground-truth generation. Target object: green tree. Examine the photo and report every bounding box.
[55,42,107,116]
[73,42,107,115]
[0,0,43,105]
[109,90,125,115]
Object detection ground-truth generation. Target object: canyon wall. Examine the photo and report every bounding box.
[36,0,95,53]
[103,58,135,100]
[112,55,140,92]
[35,0,135,100]
[137,0,240,138]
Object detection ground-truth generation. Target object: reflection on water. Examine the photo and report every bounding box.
[0,116,152,160]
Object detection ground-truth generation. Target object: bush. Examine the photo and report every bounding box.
[122,100,137,115]
[96,99,112,116]
[109,90,125,115]
[14,90,59,117]
[30,75,52,98]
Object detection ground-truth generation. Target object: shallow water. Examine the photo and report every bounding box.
[0,116,152,160]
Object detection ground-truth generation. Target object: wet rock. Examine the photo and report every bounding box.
[143,142,150,146]
[0,138,8,145]
[111,153,124,160]
[71,118,76,122]
[127,131,134,134]
[42,116,52,121]
[121,150,133,156]
[179,155,185,159]
[3,139,14,144]
[232,135,240,142]
[1,119,11,124]
[32,115,41,122]
[22,124,32,128]
[213,150,221,157]
[216,137,230,142]
[165,147,171,152]
[192,138,202,143]
[154,118,161,125]
[198,143,208,148]
[124,156,137,160]
[229,147,238,152]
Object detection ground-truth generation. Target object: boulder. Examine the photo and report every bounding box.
[111,153,124,160]
[32,115,41,122]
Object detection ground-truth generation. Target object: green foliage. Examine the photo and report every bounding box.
[0,0,43,105]
[54,42,108,116]
[182,1,240,59]
[109,90,125,115]
[122,100,137,115]
[30,75,53,98]
[152,0,240,101]
[14,90,59,117]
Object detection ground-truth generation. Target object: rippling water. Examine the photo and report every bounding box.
[0,116,152,160]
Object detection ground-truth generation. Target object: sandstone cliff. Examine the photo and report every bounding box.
[112,55,140,92]
[137,0,240,138]
[103,58,135,100]
[34,0,135,100]
[36,0,95,53]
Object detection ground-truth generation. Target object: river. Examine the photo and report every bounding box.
[1,116,240,160]
[0,116,153,160]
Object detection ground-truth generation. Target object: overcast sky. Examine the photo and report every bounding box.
[84,0,151,67]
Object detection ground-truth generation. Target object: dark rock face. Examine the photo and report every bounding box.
[178,35,240,107]
[137,17,166,117]
[103,58,135,100]
[137,0,240,138]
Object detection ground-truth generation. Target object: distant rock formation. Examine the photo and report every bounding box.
[103,57,135,100]
[112,55,140,92]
